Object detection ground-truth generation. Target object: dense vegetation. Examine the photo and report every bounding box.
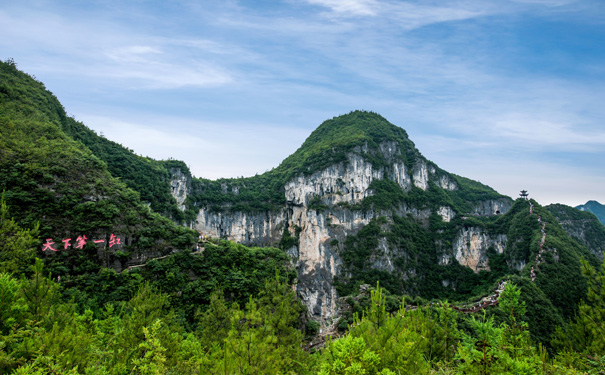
[2,234,605,373]
[3,59,605,373]
[0,59,195,262]
[333,198,601,349]
[60,116,190,221]
[547,203,605,259]
[576,200,605,225]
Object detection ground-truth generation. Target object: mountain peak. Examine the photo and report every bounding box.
[276,110,419,178]
[576,200,605,225]
[302,110,412,151]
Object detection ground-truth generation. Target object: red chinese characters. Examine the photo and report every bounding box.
[109,234,122,248]
[42,234,122,251]
[42,238,58,251]
[75,235,88,249]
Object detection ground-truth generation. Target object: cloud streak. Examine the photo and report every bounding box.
[2,0,604,206]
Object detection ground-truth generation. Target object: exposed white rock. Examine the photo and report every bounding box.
[412,161,429,190]
[190,140,511,323]
[169,168,189,211]
[472,198,513,216]
[195,209,286,244]
[378,141,400,161]
[285,153,383,206]
[392,162,412,191]
[438,175,458,191]
[438,206,456,222]
[453,227,508,272]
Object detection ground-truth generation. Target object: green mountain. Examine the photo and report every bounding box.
[547,203,605,260]
[576,200,605,225]
[0,59,195,271]
[181,110,602,346]
[2,59,604,353]
[187,111,506,216]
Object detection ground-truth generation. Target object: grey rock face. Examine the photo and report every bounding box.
[169,167,190,212]
[472,198,512,216]
[448,227,507,272]
[187,141,511,322]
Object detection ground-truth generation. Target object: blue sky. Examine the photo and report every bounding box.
[1,0,604,207]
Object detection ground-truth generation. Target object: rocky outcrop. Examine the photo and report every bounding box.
[190,140,511,322]
[472,198,512,216]
[195,209,287,245]
[169,167,190,211]
[438,206,456,222]
[412,161,429,190]
[285,153,383,206]
[449,227,507,272]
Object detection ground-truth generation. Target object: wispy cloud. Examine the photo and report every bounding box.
[306,0,379,16]
[78,114,310,179]
[2,0,604,205]
[0,8,235,89]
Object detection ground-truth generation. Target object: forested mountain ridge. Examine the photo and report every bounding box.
[577,200,605,225]
[176,110,602,334]
[2,59,605,374]
[182,110,518,322]
[0,59,196,271]
[547,203,605,260]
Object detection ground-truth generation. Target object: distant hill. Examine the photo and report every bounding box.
[576,200,605,225]
[546,203,605,260]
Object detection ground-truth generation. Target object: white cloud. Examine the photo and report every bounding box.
[488,115,605,149]
[306,0,379,16]
[78,114,310,179]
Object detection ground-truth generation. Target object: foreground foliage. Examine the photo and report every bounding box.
[0,197,603,373]
[2,257,605,374]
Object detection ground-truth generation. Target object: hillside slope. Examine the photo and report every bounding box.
[577,200,605,225]
[2,61,601,341]
[546,203,605,260]
[179,110,601,328]
[0,60,195,271]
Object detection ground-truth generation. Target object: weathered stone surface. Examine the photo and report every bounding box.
[169,167,190,212]
[472,198,512,216]
[451,227,507,272]
[182,141,512,322]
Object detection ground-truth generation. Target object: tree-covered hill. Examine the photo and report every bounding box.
[0,59,195,268]
[547,203,605,260]
[2,59,605,373]
[186,111,506,216]
[577,200,605,225]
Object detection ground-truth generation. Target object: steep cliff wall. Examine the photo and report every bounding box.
[178,138,512,322]
[448,227,507,272]
[169,167,190,212]
[472,198,513,216]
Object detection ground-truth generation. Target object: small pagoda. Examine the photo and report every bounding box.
[519,190,529,200]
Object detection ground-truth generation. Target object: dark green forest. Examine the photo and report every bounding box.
[1,59,605,373]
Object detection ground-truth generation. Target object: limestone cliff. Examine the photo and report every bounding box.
[177,111,514,322]
[169,167,190,212]
[448,227,507,272]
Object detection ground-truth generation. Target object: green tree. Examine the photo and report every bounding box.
[131,319,167,375]
[456,312,504,375]
[555,259,605,357]
[318,336,395,375]
[0,193,39,274]
[345,283,431,373]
